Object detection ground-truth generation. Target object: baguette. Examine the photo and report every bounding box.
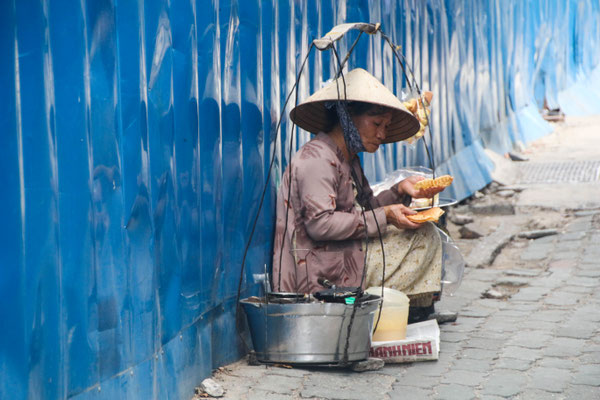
[406,207,445,223]
[414,175,454,191]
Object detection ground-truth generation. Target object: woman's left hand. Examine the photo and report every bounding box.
[396,175,444,199]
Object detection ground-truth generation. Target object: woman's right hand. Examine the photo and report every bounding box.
[383,204,421,230]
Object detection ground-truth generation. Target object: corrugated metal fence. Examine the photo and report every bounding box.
[1,0,599,398]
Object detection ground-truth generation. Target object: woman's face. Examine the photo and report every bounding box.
[352,112,393,153]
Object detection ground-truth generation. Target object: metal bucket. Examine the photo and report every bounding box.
[240,295,381,364]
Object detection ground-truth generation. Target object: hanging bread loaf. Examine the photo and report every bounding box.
[403,91,434,144]
[406,207,445,223]
[414,175,454,191]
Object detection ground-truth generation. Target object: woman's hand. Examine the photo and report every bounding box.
[384,204,421,230]
[396,175,444,199]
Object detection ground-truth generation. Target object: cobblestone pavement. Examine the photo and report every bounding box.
[201,118,600,399]
[206,213,600,400]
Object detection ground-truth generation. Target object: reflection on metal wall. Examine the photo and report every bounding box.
[1,0,599,398]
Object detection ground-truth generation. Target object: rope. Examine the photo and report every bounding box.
[379,30,437,177]
[235,43,315,352]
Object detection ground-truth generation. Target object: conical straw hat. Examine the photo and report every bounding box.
[290,68,420,143]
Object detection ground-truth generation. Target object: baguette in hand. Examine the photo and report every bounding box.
[414,175,454,191]
[406,207,445,224]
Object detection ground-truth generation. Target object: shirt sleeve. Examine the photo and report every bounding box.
[294,152,387,242]
[373,186,412,207]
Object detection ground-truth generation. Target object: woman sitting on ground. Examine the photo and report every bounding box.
[272,68,445,320]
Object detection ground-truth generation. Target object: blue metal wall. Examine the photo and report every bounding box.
[1,1,599,399]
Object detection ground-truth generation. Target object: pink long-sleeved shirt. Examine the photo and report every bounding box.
[272,132,407,293]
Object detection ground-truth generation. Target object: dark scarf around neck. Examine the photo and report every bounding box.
[325,101,366,155]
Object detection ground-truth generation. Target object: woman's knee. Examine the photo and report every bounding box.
[415,222,442,248]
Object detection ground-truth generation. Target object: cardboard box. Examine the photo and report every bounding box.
[369,319,440,363]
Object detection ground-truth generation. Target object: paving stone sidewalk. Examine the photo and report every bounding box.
[207,212,600,400]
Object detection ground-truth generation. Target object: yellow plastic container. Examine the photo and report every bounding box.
[365,287,410,341]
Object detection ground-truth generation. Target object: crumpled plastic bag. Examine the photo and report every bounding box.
[371,166,433,196]
[437,228,465,296]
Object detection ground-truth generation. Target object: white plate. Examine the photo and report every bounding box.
[411,197,458,211]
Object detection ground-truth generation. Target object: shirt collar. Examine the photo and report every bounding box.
[314,132,347,164]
